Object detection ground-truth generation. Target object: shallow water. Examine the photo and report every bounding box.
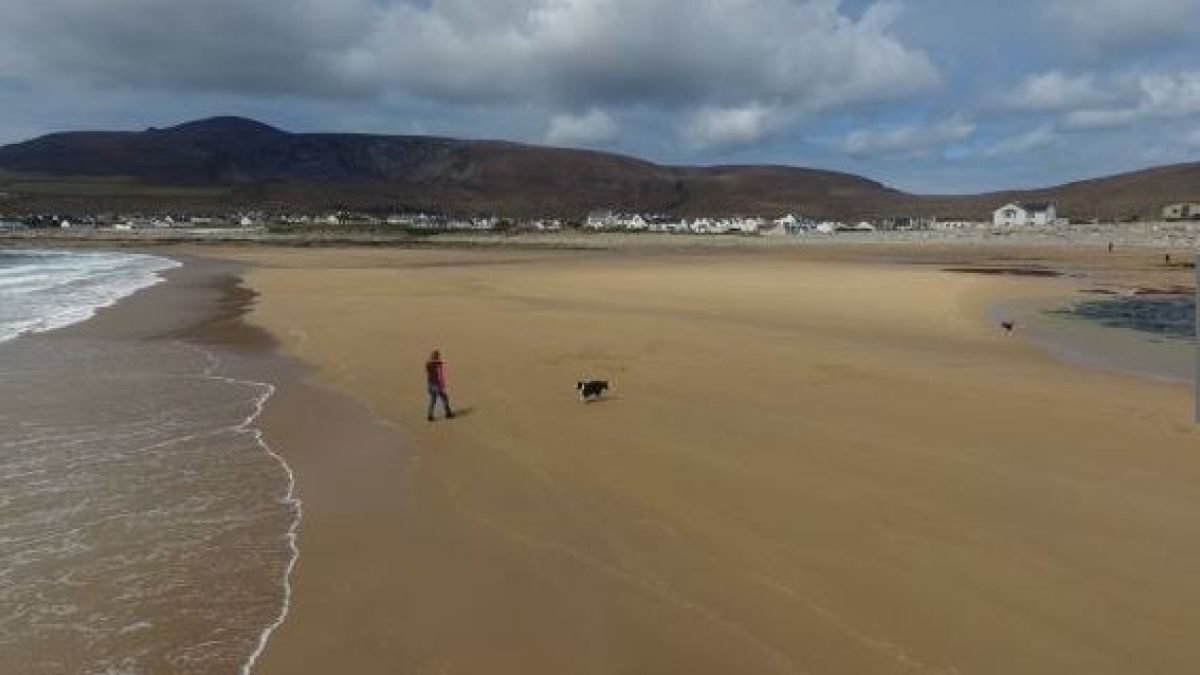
[1006,292,1195,384]
[0,250,298,674]
[0,336,297,675]
[1058,293,1194,341]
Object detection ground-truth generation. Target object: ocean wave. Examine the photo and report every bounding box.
[0,339,298,673]
[0,249,180,344]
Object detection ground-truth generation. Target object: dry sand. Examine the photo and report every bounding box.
[204,245,1198,675]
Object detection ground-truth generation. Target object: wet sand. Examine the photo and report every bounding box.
[1,253,306,674]
[199,244,1200,675]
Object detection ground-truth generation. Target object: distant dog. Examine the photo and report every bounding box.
[1000,321,1015,334]
[577,379,609,401]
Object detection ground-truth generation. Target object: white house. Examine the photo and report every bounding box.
[585,210,617,229]
[621,214,648,230]
[729,217,765,234]
[993,202,1056,227]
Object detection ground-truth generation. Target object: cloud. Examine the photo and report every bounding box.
[998,68,1200,131]
[999,71,1113,112]
[0,0,372,97]
[682,104,784,149]
[839,116,974,157]
[355,0,937,111]
[1061,108,1143,130]
[1061,70,1200,129]
[0,0,938,124]
[1044,0,1200,52]
[981,125,1057,158]
[545,109,618,146]
[2,0,1197,195]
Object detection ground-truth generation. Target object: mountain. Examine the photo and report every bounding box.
[0,116,1197,219]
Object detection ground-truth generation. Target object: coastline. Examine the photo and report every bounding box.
[7,240,1196,673]
[85,253,415,675]
[38,252,308,674]
[134,255,417,675]
[197,243,1198,674]
[103,254,416,675]
[0,251,400,672]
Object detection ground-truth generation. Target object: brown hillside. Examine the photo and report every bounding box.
[0,117,1196,220]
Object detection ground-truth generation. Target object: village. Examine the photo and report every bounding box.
[3,200,1200,237]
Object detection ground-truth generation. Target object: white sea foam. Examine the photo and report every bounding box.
[0,249,179,344]
[195,346,303,675]
[0,261,300,673]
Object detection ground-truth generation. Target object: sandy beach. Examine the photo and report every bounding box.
[195,243,1198,674]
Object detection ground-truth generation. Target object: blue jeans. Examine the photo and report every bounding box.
[427,383,452,419]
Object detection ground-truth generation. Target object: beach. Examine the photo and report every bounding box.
[4,240,1194,673]
[179,243,1200,675]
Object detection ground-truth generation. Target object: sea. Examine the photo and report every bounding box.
[0,249,299,674]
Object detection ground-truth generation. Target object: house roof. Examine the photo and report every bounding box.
[994,201,1053,213]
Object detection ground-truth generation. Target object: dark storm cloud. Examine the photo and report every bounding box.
[0,0,373,96]
[0,0,939,146]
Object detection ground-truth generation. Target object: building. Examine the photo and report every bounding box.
[878,216,934,231]
[1162,203,1200,221]
[993,202,1056,227]
[585,210,617,229]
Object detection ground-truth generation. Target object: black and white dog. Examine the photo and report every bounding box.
[576,379,609,401]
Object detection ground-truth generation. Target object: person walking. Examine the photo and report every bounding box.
[425,350,454,421]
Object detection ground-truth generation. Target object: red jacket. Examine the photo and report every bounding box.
[425,359,446,388]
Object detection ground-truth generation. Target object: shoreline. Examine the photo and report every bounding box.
[119,255,417,675]
[193,356,296,675]
[99,254,414,675]
[52,252,307,675]
[2,250,348,674]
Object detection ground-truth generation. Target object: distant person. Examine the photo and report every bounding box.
[425,350,455,422]
[1108,241,1114,253]
[1165,253,1172,266]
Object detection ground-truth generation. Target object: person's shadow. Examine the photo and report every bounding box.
[452,406,476,418]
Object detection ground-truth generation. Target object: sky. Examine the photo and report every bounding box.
[0,0,1197,193]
